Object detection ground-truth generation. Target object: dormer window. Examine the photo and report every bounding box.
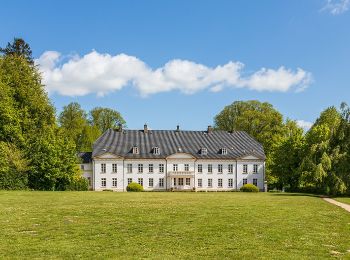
[153,147,160,155]
[132,146,139,154]
[201,148,208,155]
[221,148,227,155]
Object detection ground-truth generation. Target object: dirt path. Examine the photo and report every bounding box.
[323,198,350,213]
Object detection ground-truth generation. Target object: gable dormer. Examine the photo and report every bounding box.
[221,148,228,155]
[200,148,208,155]
[132,146,139,154]
[153,147,160,155]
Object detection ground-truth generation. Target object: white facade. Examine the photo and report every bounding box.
[81,153,265,191]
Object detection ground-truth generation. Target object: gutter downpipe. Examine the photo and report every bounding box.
[235,160,238,190]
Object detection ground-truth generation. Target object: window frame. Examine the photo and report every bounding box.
[112,163,118,173]
[149,164,154,173]
[218,164,223,174]
[253,164,258,174]
[208,164,213,173]
[101,163,106,173]
[101,178,106,188]
[112,178,117,187]
[198,164,203,173]
[149,178,154,187]
[208,178,213,188]
[159,164,164,173]
[138,164,143,173]
[218,178,223,188]
[243,164,248,174]
[127,164,133,174]
[184,164,189,172]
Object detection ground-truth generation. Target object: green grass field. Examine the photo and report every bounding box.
[1,192,350,259]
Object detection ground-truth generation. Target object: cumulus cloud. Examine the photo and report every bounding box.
[35,50,312,97]
[322,0,350,15]
[296,120,314,132]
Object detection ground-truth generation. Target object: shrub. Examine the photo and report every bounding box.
[240,184,259,192]
[126,182,144,192]
[66,177,89,191]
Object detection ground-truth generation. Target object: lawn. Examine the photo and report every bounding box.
[1,192,350,259]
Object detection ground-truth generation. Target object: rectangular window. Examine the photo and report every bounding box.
[112,178,117,187]
[184,164,189,171]
[101,163,106,173]
[198,164,202,173]
[173,164,178,171]
[81,164,84,170]
[228,178,233,188]
[228,164,233,174]
[253,164,258,174]
[178,178,184,186]
[186,178,190,186]
[221,148,227,155]
[218,164,223,173]
[218,178,223,188]
[201,148,207,155]
[173,178,176,186]
[208,178,213,188]
[243,164,248,174]
[198,178,202,188]
[159,164,164,173]
[159,178,164,187]
[127,178,132,184]
[138,164,143,173]
[112,163,118,173]
[138,178,143,186]
[243,178,247,185]
[101,178,106,188]
[149,164,154,173]
[149,178,154,187]
[208,164,212,173]
[87,177,91,186]
[127,164,132,173]
[253,178,258,186]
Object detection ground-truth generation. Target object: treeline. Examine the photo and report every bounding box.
[215,101,350,195]
[0,38,125,190]
[58,103,125,152]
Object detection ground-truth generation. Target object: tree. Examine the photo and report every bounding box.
[0,39,85,190]
[214,100,285,156]
[0,38,33,64]
[27,128,83,190]
[59,102,89,150]
[90,107,125,133]
[270,120,305,190]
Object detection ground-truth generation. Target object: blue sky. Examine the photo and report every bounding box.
[1,0,350,130]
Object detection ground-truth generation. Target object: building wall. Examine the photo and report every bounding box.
[81,157,265,191]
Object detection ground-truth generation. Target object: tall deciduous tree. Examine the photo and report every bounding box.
[90,107,125,133]
[270,120,305,190]
[214,100,285,156]
[59,102,89,150]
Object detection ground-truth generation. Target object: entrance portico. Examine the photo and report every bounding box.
[168,171,194,190]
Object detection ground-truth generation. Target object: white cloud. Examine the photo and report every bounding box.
[35,50,312,97]
[322,0,350,15]
[296,120,313,131]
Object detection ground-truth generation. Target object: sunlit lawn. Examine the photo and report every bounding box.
[335,197,350,205]
[1,191,350,259]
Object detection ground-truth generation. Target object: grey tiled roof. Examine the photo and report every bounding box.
[92,129,265,160]
[78,152,92,163]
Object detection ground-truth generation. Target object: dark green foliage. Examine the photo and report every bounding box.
[0,38,33,64]
[240,184,259,192]
[126,182,144,192]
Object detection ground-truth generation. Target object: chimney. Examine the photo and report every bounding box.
[176,125,180,132]
[144,123,148,133]
[118,123,123,132]
[207,125,213,133]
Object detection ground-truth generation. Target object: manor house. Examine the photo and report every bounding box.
[79,125,266,191]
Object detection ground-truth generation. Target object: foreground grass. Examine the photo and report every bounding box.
[1,192,350,259]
